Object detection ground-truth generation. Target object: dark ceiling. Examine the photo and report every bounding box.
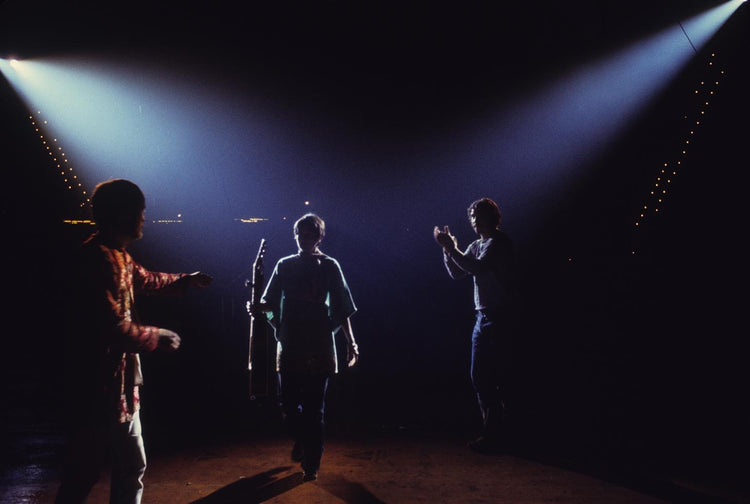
[6,1,745,139]
[0,1,734,90]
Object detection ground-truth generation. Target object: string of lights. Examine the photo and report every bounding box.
[632,51,726,252]
[28,110,91,212]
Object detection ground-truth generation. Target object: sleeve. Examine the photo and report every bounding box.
[447,239,505,276]
[108,296,161,352]
[443,244,472,279]
[82,248,162,353]
[327,258,356,330]
[132,261,188,296]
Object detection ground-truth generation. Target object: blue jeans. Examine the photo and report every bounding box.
[471,310,511,438]
[55,411,147,504]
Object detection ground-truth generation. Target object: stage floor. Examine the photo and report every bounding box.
[3,421,746,504]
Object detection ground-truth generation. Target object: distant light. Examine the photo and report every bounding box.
[62,219,94,226]
[304,201,310,206]
[9,59,19,68]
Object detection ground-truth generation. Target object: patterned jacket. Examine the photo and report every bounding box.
[66,232,189,423]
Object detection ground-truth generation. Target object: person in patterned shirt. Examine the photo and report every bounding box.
[55,179,212,504]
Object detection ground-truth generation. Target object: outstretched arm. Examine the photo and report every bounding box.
[88,251,186,353]
[134,265,213,295]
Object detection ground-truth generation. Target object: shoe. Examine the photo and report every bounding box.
[291,441,304,462]
[302,471,318,482]
[468,436,505,455]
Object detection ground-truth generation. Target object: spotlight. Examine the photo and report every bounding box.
[0,56,21,74]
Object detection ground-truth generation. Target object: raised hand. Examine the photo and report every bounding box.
[433,225,457,251]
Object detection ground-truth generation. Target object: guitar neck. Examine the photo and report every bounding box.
[250,238,267,306]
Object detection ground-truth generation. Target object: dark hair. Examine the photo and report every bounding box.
[294,213,325,240]
[467,198,501,228]
[91,179,145,229]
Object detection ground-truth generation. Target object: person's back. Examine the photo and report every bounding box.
[252,213,359,481]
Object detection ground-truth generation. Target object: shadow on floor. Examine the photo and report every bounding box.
[189,466,299,503]
[187,465,389,504]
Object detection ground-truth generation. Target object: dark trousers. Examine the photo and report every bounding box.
[471,310,512,439]
[279,370,329,474]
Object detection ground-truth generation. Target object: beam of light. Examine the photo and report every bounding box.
[0,55,320,282]
[0,0,745,263]
[427,0,746,243]
[0,55,316,224]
